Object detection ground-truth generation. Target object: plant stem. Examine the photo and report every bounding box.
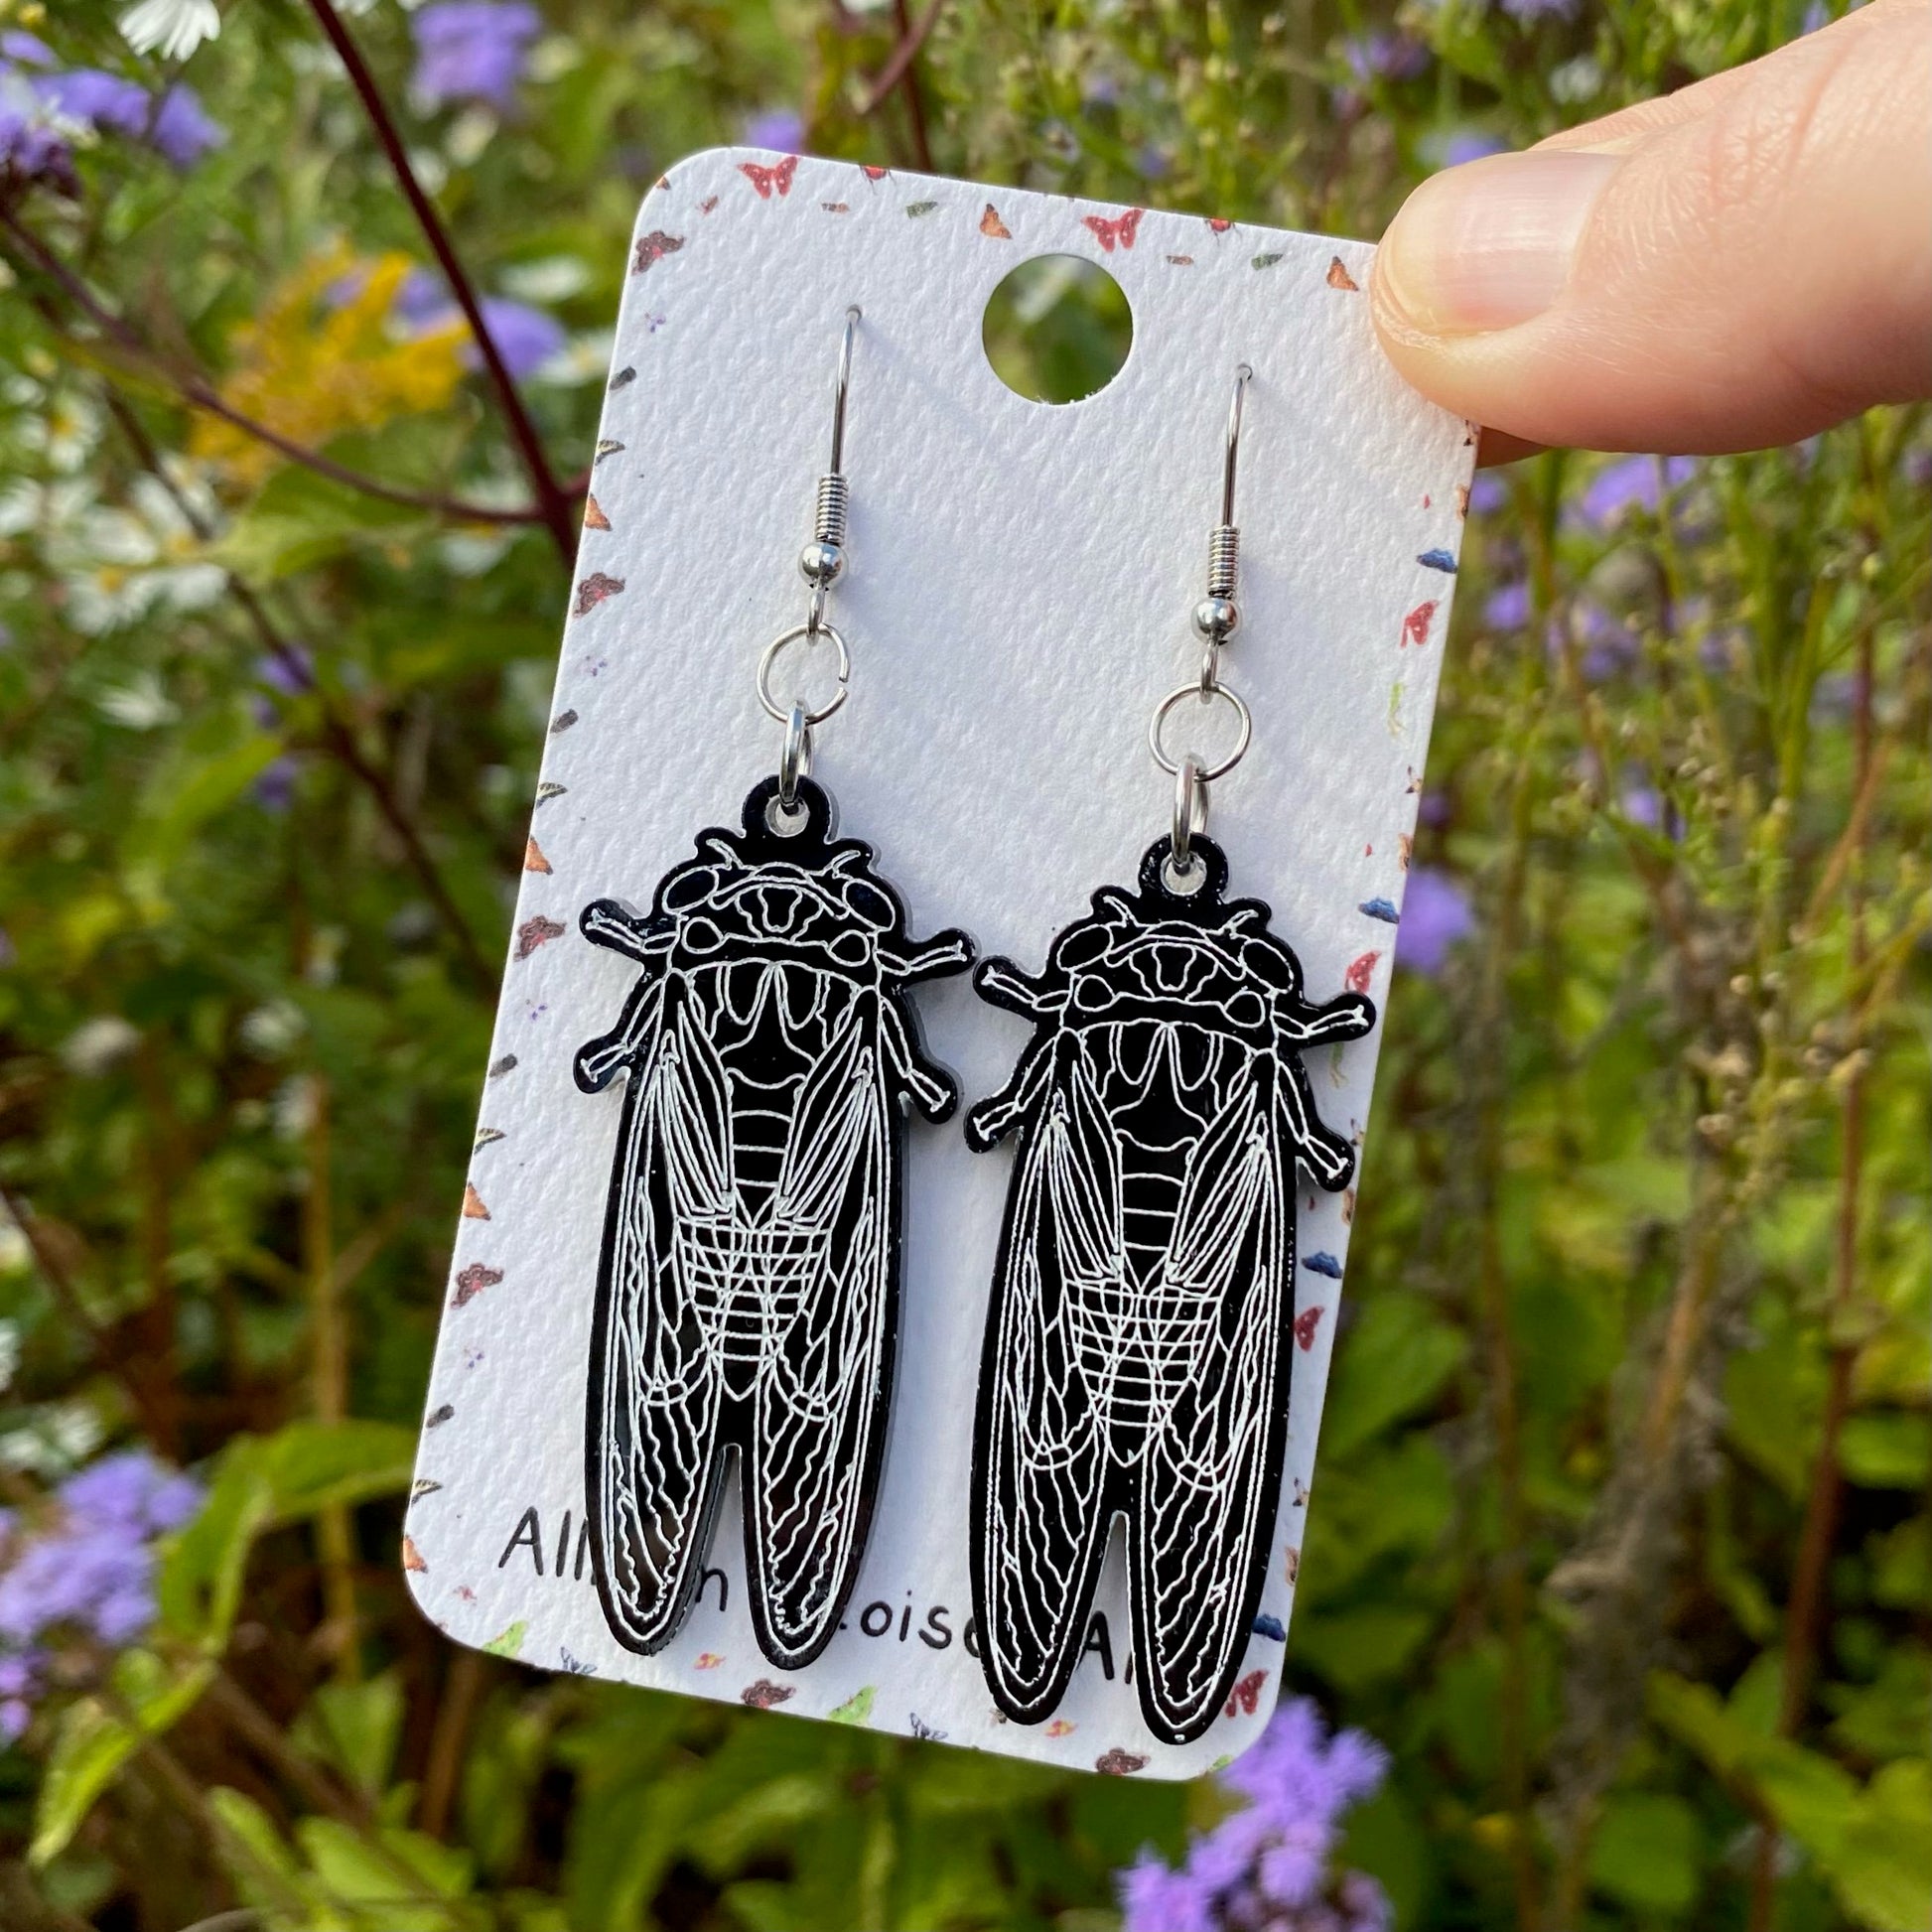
[885,0,937,169]
[303,0,578,568]
[1473,634,1546,1932]
[418,1648,488,1840]
[0,213,549,530]
[1745,623,1875,1932]
[207,1671,371,1827]
[305,1076,362,1683]
[857,0,944,122]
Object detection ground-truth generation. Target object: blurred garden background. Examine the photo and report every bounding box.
[0,1,1926,1927]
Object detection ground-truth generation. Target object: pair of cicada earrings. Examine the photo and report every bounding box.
[572,309,1375,1746]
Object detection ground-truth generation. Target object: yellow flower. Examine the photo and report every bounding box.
[192,248,467,489]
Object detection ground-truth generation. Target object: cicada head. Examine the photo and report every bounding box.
[652,841,890,982]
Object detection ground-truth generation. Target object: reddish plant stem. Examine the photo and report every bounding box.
[1745,625,1875,1932]
[417,1649,487,1840]
[0,212,548,530]
[884,0,937,170]
[857,0,944,119]
[303,0,577,568]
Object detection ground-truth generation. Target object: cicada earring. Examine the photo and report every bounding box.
[964,368,1377,1746]
[573,309,975,1671]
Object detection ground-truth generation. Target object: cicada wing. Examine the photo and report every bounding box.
[972,1043,1120,1725]
[1130,1061,1291,1744]
[586,994,733,1654]
[745,996,895,1668]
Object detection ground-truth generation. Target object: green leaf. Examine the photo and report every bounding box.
[123,731,283,882]
[1318,1291,1467,1457]
[1830,1760,1932,1932]
[257,1418,419,1522]
[293,1670,407,1799]
[1588,1792,1704,1914]
[205,1787,304,1903]
[1841,1413,1931,1489]
[1293,1605,1434,1694]
[31,1650,215,1865]
[157,1421,416,1651]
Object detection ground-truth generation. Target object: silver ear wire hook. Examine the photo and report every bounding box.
[1149,365,1257,880]
[759,310,862,817]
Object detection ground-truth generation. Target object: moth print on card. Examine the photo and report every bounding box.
[574,776,974,1668]
[964,837,1374,1744]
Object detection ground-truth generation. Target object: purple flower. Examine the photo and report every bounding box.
[1620,783,1662,830]
[1466,472,1507,516]
[62,1449,203,1534]
[254,757,299,812]
[1484,580,1531,629]
[1440,128,1509,167]
[392,268,448,326]
[1120,1701,1392,1932]
[410,2,541,111]
[1121,1855,1217,1932]
[0,30,55,66]
[20,63,221,171]
[1571,454,1697,529]
[1340,31,1430,85]
[392,273,562,377]
[471,296,564,377]
[0,99,70,192]
[0,1449,202,1683]
[1551,600,1637,681]
[256,645,314,695]
[150,83,222,167]
[743,107,803,153]
[1500,0,1584,19]
[1395,867,1474,975]
[39,68,151,135]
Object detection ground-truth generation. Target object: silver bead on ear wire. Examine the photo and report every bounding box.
[759,307,862,820]
[1149,364,1256,885]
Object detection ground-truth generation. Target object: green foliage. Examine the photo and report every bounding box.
[0,2,1926,1930]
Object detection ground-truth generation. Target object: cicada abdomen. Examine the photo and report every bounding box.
[965,835,1374,1744]
[575,776,973,1670]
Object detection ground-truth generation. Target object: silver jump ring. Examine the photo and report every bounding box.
[1149,680,1252,783]
[1172,755,1207,874]
[1197,641,1221,699]
[757,621,851,728]
[778,701,812,807]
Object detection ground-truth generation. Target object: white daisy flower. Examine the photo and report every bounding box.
[118,0,221,63]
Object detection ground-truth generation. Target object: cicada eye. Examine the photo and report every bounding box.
[1071,972,1111,1014]
[682,915,728,956]
[830,927,872,968]
[1244,938,1303,994]
[1227,989,1267,1029]
[844,880,895,931]
[1054,923,1111,971]
[662,867,719,912]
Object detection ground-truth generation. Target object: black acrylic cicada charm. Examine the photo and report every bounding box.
[574,776,974,1669]
[965,836,1375,1745]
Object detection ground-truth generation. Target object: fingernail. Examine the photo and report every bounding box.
[1378,150,1622,334]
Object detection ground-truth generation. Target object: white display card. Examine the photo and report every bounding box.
[406,149,1475,1779]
